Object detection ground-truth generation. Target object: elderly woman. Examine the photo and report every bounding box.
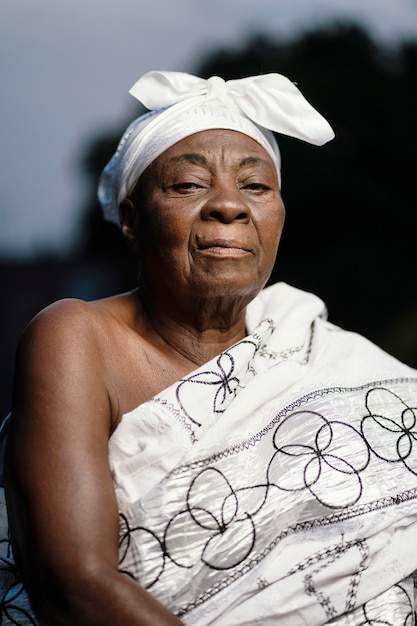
[3,71,417,625]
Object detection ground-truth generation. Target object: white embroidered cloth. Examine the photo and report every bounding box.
[109,283,417,625]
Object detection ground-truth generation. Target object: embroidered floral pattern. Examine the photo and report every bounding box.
[118,379,417,620]
[0,537,38,625]
[269,410,370,508]
[175,352,243,426]
[361,387,417,474]
[173,324,279,423]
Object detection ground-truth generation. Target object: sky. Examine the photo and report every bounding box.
[1,0,417,259]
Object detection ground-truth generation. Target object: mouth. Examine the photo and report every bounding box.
[196,239,253,256]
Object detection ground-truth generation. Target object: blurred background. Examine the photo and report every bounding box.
[1,0,417,418]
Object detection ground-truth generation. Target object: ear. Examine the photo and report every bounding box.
[119,198,139,248]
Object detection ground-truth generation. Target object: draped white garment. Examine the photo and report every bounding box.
[109,283,417,625]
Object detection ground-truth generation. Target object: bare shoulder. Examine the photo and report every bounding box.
[23,294,119,331]
[15,298,102,382]
[12,289,189,428]
[17,292,137,357]
[12,293,142,431]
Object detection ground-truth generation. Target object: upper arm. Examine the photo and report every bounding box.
[5,299,120,611]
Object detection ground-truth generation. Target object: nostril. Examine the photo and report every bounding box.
[208,210,224,221]
[206,210,249,222]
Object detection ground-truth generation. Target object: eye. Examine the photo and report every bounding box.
[170,181,204,194]
[173,182,199,190]
[243,182,271,194]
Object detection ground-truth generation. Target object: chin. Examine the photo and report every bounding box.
[191,278,265,301]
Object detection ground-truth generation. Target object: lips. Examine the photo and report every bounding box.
[197,238,252,253]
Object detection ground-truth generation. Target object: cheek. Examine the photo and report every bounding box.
[138,207,193,263]
[260,204,286,253]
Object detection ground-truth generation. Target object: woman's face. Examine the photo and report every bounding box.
[129,129,285,303]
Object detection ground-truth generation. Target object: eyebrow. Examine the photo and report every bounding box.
[167,154,272,168]
[169,153,208,165]
[239,156,272,168]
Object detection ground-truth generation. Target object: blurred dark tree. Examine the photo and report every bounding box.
[76,23,417,365]
[75,131,140,294]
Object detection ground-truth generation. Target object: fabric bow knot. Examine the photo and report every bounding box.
[128,70,335,146]
[206,76,229,102]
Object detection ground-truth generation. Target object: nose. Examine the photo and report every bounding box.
[201,184,251,224]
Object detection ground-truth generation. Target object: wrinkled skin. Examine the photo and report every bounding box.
[123,129,285,336]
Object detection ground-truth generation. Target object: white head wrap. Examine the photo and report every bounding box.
[98,71,335,224]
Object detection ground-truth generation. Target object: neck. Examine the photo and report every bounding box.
[137,281,251,367]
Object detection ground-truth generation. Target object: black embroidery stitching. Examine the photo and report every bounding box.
[259,320,315,365]
[0,537,38,625]
[170,377,417,475]
[118,379,417,617]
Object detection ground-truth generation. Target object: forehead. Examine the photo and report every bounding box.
[152,128,275,169]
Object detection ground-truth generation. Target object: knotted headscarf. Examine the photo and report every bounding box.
[98,71,335,224]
